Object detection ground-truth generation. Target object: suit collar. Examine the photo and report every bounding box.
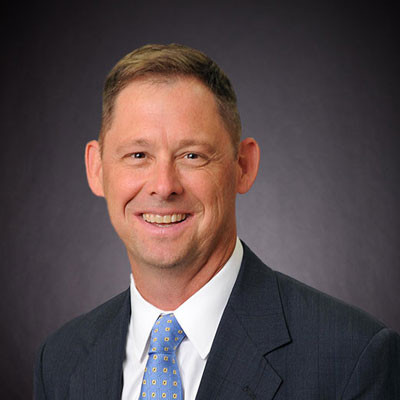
[68,289,131,400]
[196,242,291,400]
[129,237,244,362]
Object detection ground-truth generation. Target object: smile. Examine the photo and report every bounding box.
[142,213,188,224]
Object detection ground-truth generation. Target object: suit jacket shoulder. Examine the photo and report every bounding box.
[196,243,400,399]
[272,269,400,399]
[275,268,386,348]
[34,290,130,400]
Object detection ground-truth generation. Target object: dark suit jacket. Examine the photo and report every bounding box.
[34,243,400,399]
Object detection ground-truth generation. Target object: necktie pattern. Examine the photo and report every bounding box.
[140,314,186,399]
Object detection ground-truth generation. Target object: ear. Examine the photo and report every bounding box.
[85,140,105,197]
[236,137,260,194]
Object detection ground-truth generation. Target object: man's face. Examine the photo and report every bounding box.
[95,77,241,272]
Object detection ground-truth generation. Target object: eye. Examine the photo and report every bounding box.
[185,153,199,159]
[180,151,209,167]
[130,152,146,159]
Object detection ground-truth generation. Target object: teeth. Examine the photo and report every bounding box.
[142,213,187,224]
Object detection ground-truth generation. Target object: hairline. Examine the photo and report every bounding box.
[99,73,240,157]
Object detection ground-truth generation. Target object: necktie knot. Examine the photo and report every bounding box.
[149,314,186,355]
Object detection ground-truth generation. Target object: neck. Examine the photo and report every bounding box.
[129,237,237,310]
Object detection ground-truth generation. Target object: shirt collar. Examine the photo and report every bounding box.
[130,237,243,361]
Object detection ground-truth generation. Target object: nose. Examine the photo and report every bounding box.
[147,159,183,199]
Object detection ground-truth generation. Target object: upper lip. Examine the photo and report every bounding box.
[137,211,191,216]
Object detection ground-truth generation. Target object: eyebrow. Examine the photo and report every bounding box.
[176,139,214,149]
[116,139,151,153]
[116,138,215,153]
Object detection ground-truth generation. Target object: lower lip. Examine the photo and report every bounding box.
[135,215,192,236]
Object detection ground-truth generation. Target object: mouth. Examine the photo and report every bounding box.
[141,213,188,226]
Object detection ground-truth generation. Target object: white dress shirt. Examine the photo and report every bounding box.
[121,238,243,400]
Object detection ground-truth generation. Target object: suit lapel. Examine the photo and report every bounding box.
[196,243,291,400]
[68,290,131,400]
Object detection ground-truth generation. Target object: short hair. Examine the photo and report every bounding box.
[99,43,241,154]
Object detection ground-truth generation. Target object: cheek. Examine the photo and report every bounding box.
[103,169,144,209]
[216,171,238,213]
[188,171,237,216]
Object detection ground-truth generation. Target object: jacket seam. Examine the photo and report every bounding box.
[340,326,387,399]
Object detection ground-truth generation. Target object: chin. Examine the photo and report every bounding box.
[129,227,199,259]
[129,243,198,271]
[142,255,192,271]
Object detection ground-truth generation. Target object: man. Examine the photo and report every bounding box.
[34,44,400,399]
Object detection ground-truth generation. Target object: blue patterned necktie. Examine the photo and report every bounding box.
[140,313,186,399]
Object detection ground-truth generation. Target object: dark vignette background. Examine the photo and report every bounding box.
[1,1,399,398]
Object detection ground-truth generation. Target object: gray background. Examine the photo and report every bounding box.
[2,1,399,398]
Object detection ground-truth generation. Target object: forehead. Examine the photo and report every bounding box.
[104,77,230,148]
[115,76,218,118]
